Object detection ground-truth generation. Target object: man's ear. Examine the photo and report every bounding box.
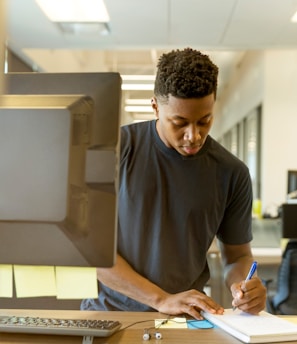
[151,97,159,117]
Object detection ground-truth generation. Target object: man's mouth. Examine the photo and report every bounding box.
[182,144,201,155]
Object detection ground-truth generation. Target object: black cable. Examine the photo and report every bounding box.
[118,316,170,332]
[116,315,213,335]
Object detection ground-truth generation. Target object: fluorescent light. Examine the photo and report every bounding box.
[121,75,155,81]
[121,84,154,91]
[125,99,152,105]
[292,10,297,22]
[121,75,155,91]
[125,106,153,113]
[35,0,110,22]
[57,22,110,35]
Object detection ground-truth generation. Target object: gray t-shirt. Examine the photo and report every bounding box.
[81,120,253,311]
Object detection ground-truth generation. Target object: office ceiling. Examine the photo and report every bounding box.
[5,0,297,121]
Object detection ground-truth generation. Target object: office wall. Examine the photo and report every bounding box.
[262,50,297,209]
[212,51,264,135]
[212,50,297,213]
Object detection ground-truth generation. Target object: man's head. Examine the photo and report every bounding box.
[152,48,219,157]
[154,48,218,103]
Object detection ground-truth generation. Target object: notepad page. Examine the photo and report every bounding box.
[202,309,297,343]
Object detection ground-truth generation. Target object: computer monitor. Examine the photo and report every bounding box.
[287,170,297,200]
[281,203,297,239]
[0,72,121,267]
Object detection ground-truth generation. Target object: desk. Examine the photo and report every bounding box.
[0,310,297,344]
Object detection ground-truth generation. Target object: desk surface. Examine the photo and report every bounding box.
[0,309,297,344]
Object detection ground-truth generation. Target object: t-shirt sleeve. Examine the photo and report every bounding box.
[216,164,253,245]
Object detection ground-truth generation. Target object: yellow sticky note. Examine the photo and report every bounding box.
[55,267,98,299]
[281,238,289,251]
[282,317,297,325]
[14,265,56,297]
[155,317,188,329]
[0,264,13,297]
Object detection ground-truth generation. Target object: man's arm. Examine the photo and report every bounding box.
[218,241,267,313]
[96,254,224,319]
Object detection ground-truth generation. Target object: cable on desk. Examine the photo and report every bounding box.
[115,314,213,337]
[118,316,170,332]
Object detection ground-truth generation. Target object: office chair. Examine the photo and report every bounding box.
[265,240,297,315]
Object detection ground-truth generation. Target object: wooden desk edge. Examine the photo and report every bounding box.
[0,309,297,344]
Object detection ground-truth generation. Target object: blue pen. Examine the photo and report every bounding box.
[245,261,257,282]
[233,261,257,310]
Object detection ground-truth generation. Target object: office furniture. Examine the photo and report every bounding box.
[264,205,297,314]
[0,309,296,344]
[281,203,297,239]
[266,240,297,315]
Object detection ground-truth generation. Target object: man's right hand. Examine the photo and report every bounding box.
[156,289,224,319]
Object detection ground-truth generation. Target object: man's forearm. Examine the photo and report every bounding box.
[223,255,255,289]
[96,254,169,310]
[97,254,226,318]
[218,241,255,289]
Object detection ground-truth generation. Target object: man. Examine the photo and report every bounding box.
[81,48,266,318]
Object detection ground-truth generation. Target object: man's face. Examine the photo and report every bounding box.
[151,94,215,156]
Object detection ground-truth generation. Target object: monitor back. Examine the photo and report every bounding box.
[0,72,121,267]
[281,203,297,239]
[4,72,121,147]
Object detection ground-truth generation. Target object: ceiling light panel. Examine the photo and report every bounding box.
[291,10,297,22]
[35,0,110,22]
[125,99,152,105]
[125,106,153,113]
[121,84,154,91]
[121,75,155,81]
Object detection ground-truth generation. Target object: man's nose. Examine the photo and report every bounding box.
[184,125,201,142]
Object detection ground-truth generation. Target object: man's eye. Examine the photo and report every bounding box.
[198,118,211,126]
[172,121,187,127]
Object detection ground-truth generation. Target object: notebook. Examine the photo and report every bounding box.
[202,308,297,343]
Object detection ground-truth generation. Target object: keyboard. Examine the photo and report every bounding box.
[0,315,122,337]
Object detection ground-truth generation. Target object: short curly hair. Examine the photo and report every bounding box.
[154,48,218,102]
